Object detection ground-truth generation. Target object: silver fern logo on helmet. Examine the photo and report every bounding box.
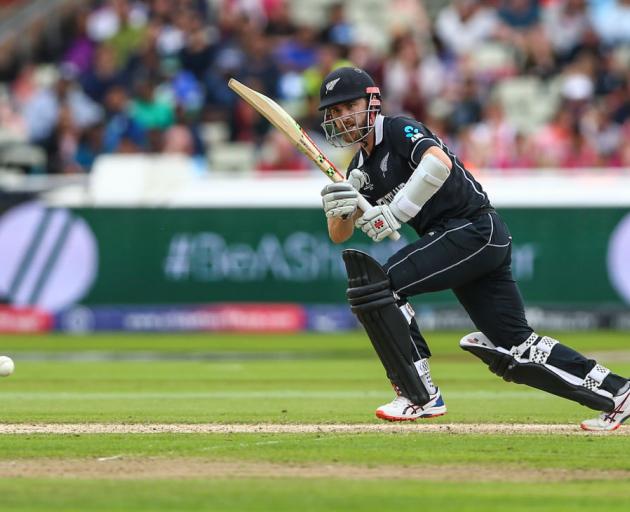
[325,78,341,94]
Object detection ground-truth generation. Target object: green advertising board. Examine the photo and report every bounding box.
[72,207,630,308]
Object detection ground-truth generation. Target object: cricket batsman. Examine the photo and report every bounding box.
[318,66,630,431]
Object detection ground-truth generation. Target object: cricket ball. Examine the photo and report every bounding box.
[0,356,15,377]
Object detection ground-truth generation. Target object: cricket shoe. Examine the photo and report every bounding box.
[580,383,630,432]
[375,389,446,422]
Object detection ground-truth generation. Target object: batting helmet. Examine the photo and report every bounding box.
[318,67,380,111]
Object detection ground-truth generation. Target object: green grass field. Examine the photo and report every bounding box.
[0,331,629,511]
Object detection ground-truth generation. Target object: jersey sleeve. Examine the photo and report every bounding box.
[389,117,440,167]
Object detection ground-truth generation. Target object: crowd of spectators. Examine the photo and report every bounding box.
[1,0,630,174]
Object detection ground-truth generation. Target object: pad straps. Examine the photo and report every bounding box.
[511,332,611,392]
[530,336,559,364]
[510,332,538,357]
[510,333,558,365]
[582,364,611,392]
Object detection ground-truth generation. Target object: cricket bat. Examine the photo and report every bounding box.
[228,78,400,241]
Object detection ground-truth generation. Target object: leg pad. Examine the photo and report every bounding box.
[343,249,430,405]
[460,332,615,412]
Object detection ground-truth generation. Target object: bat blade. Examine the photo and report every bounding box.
[228,78,343,181]
[228,78,400,241]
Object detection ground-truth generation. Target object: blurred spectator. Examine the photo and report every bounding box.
[468,101,517,169]
[347,40,382,81]
[388,0,431,37]
[590,0,630,45]
[1,0,630,174]
[594,48,627,97]
[560,123,599,168]
[22,68,102,145]
[581,103,622,165]
[610,77,630,124]
[106,3,148,68]
[449,76,483,128]
[618,123,630,165]
[531,106,575,167]
[63,9,96,76]
[383,33,446,119]
[319,3,354,49]
[0,84,26,140]
[242,30,281,101]
[435,0,499,57]
[543,0,593,64]
[498,0,540,28]
[560,70,595,115]
[86,0,148,44]
[155,11,188,57]
[130,76,174,131]
[301,44,351,131]
[504,131,537,169]
[264,0,297,38]
[80,45,126,103]
[495,0,554,73]
[205,44,245,136]
[162,124,193,154]
[180,22,216,80]
[166,67,204,113]
[75,123,105,171]
[274,25,319,73]
[303,44,347,100]
[126,44,163,85]
[163,105,205,157]
[102,85,145,153]
[54,104,83,173]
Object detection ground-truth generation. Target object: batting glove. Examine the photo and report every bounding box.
[321,182,359,219]
[347,169,368,191]
[355,204,401,242]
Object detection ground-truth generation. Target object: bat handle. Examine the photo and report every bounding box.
[356,196,401,241]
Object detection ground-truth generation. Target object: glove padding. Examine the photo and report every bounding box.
[321,182,359,218]
[355,204,401,242]
[347,169,368,191]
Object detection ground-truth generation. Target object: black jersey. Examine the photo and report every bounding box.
[347,115,491,236]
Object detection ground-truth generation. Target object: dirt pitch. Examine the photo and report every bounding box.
[1,458,629,481]
[2,423,629,481]
[0,422,628,435]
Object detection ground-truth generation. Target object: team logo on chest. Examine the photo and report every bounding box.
[380,152,389,177]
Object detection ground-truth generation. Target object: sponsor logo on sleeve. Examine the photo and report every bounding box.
[404,125,424,143]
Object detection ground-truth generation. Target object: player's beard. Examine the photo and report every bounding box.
[323,107,376,148]
[338,112,368,144]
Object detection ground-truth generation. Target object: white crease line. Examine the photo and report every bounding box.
[0,423,625,435]
[0,390,546,400]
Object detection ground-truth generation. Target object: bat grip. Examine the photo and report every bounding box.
[356,196,401,241]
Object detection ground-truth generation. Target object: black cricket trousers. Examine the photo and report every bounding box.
[383,210,627,394]
[385,210,532,349]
